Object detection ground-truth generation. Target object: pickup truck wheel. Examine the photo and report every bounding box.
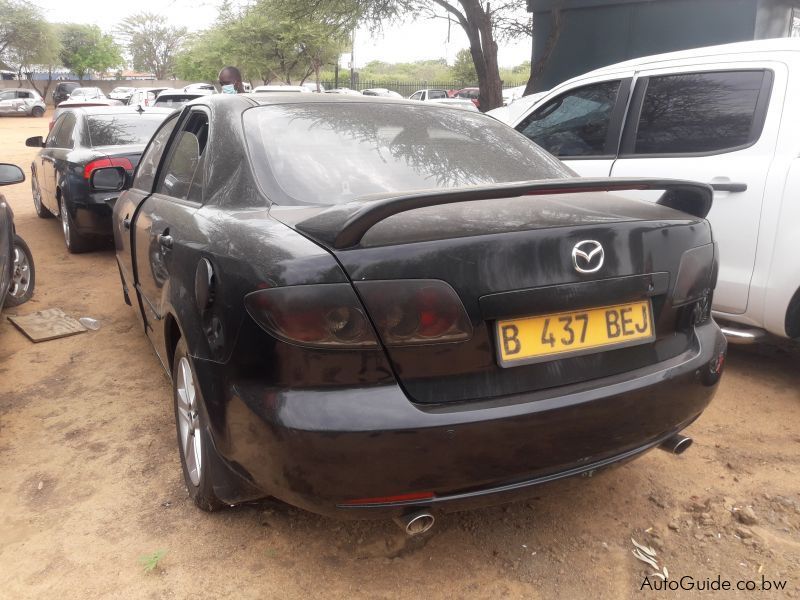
[4,235,35,307]
[32,175,51,218]
[173,338,224,512]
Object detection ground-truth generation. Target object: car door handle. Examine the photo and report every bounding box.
[159,233,173,249]
[710,182,747,193]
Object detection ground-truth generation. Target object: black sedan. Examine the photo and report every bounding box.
[109,94,726,527]
[26,106,172,253]
[0,164,35,312]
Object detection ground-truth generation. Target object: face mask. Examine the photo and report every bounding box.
[221,84,237,94]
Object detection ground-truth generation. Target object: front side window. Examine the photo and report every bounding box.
[132,115,179,192]
[244,103,571,206]
[632,70,767,155]
[516,80,621,157]
[410,91,422,100]
[156,111,209,202]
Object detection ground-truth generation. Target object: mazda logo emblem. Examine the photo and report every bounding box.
[572,240,604,274]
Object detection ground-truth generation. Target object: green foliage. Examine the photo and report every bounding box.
[450,49,476,84]
[175,0,348,85]
[117,13,187,79]
[138,549,167,573]
[60,24,122,80]
[0,0,40,60]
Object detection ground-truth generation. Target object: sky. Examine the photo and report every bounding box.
[32,0,532,68]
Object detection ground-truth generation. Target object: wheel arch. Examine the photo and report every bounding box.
[164,311,183,376]
[784,286,800,339]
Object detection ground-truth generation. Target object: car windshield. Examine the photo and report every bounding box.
[244,103,570,206]
[86,113,168,147]
[153,94,199,107]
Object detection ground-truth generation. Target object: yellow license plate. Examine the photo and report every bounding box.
[496,300,654,366]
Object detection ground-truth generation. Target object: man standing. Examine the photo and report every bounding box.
[218,66,245,94]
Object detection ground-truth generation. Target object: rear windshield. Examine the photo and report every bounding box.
[154,95,199,107]
[244,103,570,205]
[87,113,169,147]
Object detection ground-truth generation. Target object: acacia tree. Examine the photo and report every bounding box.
[281,0,529,111]
[60,24,122,80]
[8,21,62,99]
[0,0,40,60]
[117,13,188,79]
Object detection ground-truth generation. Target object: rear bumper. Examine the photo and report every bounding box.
[72,193,117,237]
[195,320,726,518]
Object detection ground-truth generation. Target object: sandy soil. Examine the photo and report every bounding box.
[0,113,799,599]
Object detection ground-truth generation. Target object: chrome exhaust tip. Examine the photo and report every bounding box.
[659,433,693,455]
[394,510,435,536]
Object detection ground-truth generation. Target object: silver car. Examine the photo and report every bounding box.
[0,88,46,117]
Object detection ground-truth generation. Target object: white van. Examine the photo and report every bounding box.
[501,38,800,342]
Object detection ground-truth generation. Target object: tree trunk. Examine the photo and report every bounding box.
[525,4,562,95]
[454,0,503,111]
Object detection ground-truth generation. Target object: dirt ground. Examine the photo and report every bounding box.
[0,113,799,599]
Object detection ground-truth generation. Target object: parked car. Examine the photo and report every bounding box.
[453,87,480,109]
[0,88,46,117]
[361,88,402,98]
[48,99,119,131]
[300,81,324,93]
[52,82,80,107]
[184,83,218,94]
[409,88,449,101]
[153,87,215,108]
[127,87,169,108]
[0,164,35,312]
[324,87,362,95]
[109,87,136,102]
[502,38,800,342]
[69,87,106,101]
[253,85,310,93]
[107,94,725,523]
[26,106,172,252]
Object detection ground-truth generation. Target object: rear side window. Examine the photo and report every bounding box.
[52,113,77,148]
[429,90,447,99]
[516,80,621,157]
[632,70,767,155]
[156,111,209,202]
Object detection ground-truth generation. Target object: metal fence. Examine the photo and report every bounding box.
[318,80,527,97]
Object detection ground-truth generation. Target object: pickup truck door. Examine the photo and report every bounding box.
[115,114,180,323]
[514,76,634,178]
[610,63,785,315]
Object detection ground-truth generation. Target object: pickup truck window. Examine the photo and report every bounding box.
[516,80,621,157]
[633,70,766,155]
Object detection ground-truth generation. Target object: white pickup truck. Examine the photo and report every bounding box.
[497,38,800,342]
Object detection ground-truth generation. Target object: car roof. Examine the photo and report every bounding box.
[197,93,487,112]
[582,37,800,78]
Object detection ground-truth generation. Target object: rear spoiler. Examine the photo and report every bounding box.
[296,178,713,250]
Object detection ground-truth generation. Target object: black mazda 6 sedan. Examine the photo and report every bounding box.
[109,94,726,523]
[26,106,172,252]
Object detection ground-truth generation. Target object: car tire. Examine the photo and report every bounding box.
[59,198,90,253]
[4,235,35,307]
[32,174,51,218]
[172,338,225,512]
[31,106,45,118]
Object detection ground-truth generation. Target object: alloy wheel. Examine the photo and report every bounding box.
[176,356,203,486]
[9,245,31,299]
[60,203,70,249]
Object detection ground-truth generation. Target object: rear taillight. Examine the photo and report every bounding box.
[355,280,473,346]
[244,284,378,348]
[84,158,133,180]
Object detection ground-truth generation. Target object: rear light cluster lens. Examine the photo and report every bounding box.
[672,243,715,307]
[355,279,473,346]
[83,157,133,180]
[244,284,378,348]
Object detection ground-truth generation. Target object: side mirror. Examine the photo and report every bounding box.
[25,136,44,148]
[90,166,126,191]
[0,163,25,186]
